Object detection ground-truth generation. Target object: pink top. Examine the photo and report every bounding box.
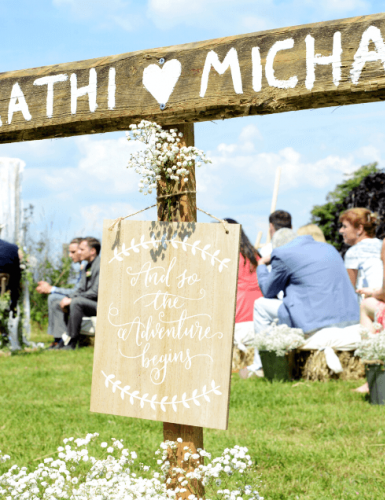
[235,254,263,323]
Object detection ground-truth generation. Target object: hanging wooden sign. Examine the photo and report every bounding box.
[1,13,385,143]
[90,220,240,430]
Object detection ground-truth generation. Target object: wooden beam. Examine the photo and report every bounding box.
[1,13,385,143]
[157,123,204,499]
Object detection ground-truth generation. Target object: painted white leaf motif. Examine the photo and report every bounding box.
[218,258,231,273]
[105,374,115,388]
[130,391,139,405]
[112,380,121,393]
[211,250,220,265]
[142,59,182,106]
[182,393,190,408]
[132,237,140,253]
[182,236,188,251]
[121,385,130,400]
[211,380,222,395]
[102,372,222,410]
[191,240,200,255]
[192,389,200,406]
[171,232,178,249]
[160,396,168,412]
[122,243,130,257]
[113,247,123,262]
[140,394,149,408]
[161,234,167,249]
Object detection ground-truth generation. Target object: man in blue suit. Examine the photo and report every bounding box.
[255,231,359,336]
[0,239,21,312]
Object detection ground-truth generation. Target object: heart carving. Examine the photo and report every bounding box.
[142,59,182,106]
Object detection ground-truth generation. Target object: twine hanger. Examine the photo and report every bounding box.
[108,191,229,234]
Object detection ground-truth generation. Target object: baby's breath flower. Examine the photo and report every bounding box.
[126,120,211,195]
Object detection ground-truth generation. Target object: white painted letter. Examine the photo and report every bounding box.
[108,67,116,110]
[200,47,243,98]
[305,32,342,90]
[252,47,262,92]
[8,83,32,124]
[33,74,68,118]
[265,38,298,89]
[70,68,97,114]
[351,25,385,84]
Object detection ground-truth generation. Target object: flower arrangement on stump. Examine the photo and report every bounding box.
[126,120,211,220]
[0,434,264,499]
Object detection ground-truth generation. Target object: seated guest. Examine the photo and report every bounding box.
[339,208,382,303]
[297,223,326,243]
[36,237,84,348]
[223,220,263,378]
[356,238,385,333]
[0,238,21,312]
[250,230,359,375]
[353,239,385,393]
[54,237,101,350]
[259,210,292,260]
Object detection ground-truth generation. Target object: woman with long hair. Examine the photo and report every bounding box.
[224,219,263,378]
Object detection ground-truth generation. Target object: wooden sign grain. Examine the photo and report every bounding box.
[1,13,385,143]
[90,220,240,430]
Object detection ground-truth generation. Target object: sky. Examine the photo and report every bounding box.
[1,0,385,249]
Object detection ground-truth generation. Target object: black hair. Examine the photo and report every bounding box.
[269,210,292,230]
[224,218,259,271]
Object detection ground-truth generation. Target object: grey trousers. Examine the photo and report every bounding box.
[48,296,68,338]
[51,297,97,340]
[66,297,97,339]
[47,289,74,338]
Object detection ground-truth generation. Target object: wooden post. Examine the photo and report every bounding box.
[266,166,281,244]
[157,123,204,499]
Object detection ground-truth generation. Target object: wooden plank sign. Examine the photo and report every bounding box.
[1,13,385,143]
[90,220,240,430]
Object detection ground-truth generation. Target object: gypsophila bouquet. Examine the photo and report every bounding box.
[355,330,385,362]
[0,433,264,500]
[253,321,305,357]
[126,120,211,196]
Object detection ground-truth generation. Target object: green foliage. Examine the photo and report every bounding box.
[28,255,73,326]
[0,343,383,499]
[311,162,380,248]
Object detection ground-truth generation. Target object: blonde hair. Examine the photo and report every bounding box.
[339,208,379,237]
[297,224,326,243]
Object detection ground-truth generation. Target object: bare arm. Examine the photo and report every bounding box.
[347,268,358,289]
[356,240,385,300]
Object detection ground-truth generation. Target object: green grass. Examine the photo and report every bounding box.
[1,327,385,499]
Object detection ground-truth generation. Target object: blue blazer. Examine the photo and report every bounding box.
[257,235,359,333]
[0,239,21,310]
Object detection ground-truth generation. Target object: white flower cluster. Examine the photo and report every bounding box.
[253,321,305,357]
[126,120,211,195]
[0,451,10,464]
[155,439,263,500]
[0,434,263,500]
[355,329,385,362]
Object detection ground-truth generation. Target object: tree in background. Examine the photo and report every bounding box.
[311,163,385,253]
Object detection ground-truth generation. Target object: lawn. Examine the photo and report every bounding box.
[0,327,384,499]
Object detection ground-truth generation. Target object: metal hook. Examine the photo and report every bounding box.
[159,58,165,65]
[160,103,166,111]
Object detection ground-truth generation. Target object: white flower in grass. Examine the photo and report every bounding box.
[101,443,108,448]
